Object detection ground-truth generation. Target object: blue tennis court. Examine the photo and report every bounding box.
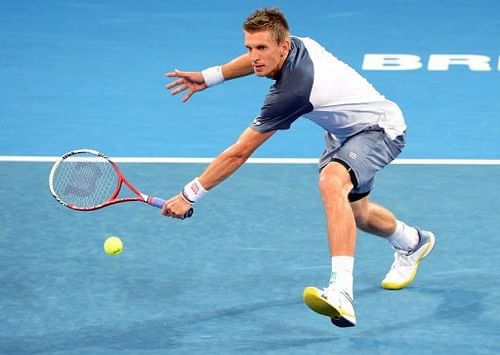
[1,1,499,354]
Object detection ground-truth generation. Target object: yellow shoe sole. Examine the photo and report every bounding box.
[303,287,356,327]
[381,231,436,290]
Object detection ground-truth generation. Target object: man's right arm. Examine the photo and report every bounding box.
[161,127,275,219]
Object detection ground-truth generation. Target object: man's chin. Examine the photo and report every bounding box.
[253,68,267,77]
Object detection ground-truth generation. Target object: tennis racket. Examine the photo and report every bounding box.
[48,149,193,218]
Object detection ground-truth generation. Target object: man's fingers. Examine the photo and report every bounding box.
[171,84,188,95]
[164,209,186,219]
[166,78,185,90]
[161,195,191,219]
[165,69,184,77]
[161,205,173,216]
[182,90,194,103]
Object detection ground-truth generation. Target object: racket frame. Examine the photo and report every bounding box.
[49,149,161,211]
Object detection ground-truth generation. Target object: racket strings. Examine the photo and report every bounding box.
[52,153,118,208]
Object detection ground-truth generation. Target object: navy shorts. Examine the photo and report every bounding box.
[318,126,406,202]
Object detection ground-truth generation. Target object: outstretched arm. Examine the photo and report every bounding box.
[166,53,253,102]
[221,53,255,80]
[161,127,275,218]
[197,127,273,189]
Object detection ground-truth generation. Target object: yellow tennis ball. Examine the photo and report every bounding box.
[104,236,123,256]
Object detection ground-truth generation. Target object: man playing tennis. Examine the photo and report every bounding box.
[162,8,435,327]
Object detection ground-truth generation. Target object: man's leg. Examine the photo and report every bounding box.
[303,161,357,327]
[319,162,356,257]
[350,196,436,290]
[350,197,397,237]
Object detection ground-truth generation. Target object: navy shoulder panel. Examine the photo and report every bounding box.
[251,37,314,132]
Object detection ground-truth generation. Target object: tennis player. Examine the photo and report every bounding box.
[162,8,435,327]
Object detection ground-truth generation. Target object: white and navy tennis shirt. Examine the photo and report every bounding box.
[250,37,406,142]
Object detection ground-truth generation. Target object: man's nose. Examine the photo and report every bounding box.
[249,52,259,63]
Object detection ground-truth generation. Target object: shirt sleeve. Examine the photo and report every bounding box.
[250,89,313,133]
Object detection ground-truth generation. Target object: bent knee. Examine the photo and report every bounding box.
[318,163,353,197]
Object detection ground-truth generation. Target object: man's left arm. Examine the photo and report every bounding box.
[162,127,275,218]
[166,54,253,103]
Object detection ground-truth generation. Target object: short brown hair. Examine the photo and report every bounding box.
[243,8,290,44]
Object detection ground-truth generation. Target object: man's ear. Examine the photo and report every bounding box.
[281,39,290,56]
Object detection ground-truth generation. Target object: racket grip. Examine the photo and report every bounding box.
[148,197,194,218]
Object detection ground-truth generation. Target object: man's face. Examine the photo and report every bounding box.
[244,30,289,78]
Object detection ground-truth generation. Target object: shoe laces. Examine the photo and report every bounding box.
[322,285,353,304]
[390,249,413,270]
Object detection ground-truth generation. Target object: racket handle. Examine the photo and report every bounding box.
[148,197,194,218]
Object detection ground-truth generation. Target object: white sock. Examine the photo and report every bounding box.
[330,256,354,298]
[387,220,419,251]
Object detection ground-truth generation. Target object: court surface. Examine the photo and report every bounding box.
[1,1,499,354]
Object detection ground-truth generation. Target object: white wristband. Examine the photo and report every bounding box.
[181,177,208,204]
[201,66,224,87]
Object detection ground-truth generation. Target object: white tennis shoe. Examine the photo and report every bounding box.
[381,229,436,290]
[303,286,356,327]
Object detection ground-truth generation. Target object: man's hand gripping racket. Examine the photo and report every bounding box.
[48,149,193,219]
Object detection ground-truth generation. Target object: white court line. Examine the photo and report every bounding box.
[0,156,499,165]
